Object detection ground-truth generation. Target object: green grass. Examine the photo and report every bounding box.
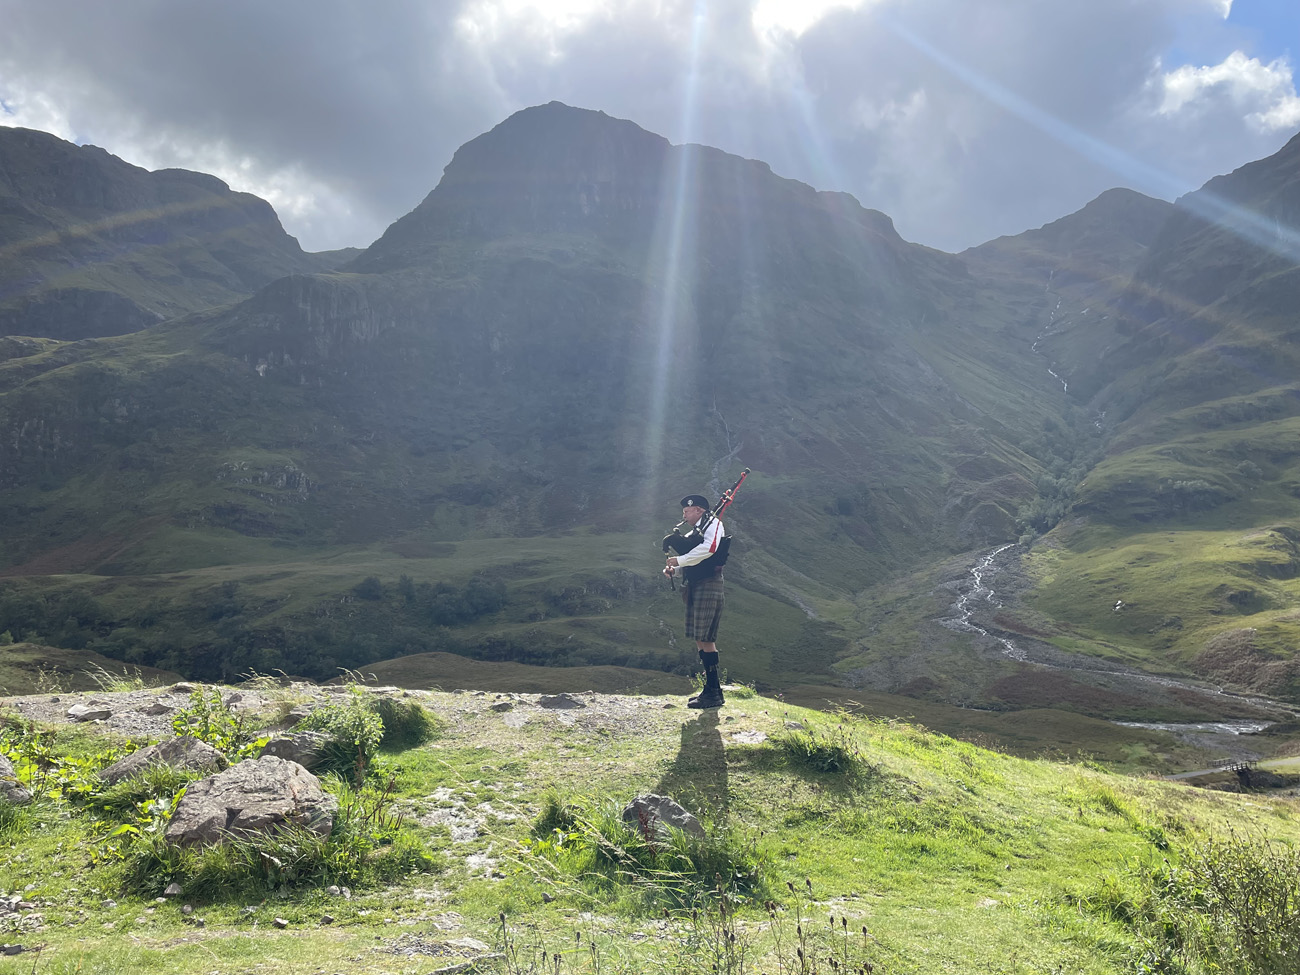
[1028,521,1300,697]
[4,686,1298,973]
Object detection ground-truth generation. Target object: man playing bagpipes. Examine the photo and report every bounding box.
[662,469,747,710]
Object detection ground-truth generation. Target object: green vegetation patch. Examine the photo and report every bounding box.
[1029,523,1300,697]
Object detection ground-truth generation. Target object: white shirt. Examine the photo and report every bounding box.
[671,517,725,575]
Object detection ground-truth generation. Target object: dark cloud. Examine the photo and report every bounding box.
[0,0,1295,252]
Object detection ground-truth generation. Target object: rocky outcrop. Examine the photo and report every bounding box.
[98,736,229,787]
[163,756,337,847]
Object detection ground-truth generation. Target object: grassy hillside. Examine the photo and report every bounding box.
[2,683,1299,973]
[0,642,181,696]
[953,136,1300,715]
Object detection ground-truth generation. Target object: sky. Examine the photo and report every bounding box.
[1,0,1298,254]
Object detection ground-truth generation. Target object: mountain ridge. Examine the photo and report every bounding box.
[0,125,347,340]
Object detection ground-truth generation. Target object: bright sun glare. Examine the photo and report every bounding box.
[752,0,871,38]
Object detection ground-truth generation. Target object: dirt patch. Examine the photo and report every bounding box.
[988,669,1150,713]
[0,518,166,576]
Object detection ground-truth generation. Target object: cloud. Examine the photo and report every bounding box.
[0,81,76,140]
[0,0,1296,253]
[1157,51,1300,132]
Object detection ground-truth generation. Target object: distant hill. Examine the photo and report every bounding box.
[0,126,347,339]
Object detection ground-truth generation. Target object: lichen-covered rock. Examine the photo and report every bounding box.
[98,736,229,786]
[260,731,330,770]
[163,756,337,848]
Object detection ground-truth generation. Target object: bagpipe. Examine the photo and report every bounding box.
[661,469,749,587]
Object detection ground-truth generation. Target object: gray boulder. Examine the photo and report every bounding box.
[0,755,31,806]
[260,731,331,770]
[99,736,229,787]
[67,702,112,722]
[622,794,705,840]
[280,704,314,727]
[164,756,337,848]
[537,694,586,710]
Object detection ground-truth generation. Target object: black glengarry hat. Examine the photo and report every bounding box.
[680,494,710,509]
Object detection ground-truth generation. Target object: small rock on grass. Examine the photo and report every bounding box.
[67,703,112,722]
[273,917,289,929]
[537,693,585,709]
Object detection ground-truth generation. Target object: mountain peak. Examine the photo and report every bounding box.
[350,103,672,271]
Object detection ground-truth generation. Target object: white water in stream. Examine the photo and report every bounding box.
[1031,298,1069,393]
[939,544,1026,660]
[940,545,1295,725]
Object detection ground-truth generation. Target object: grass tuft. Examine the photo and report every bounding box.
[371,695,444,750]
[525,796,765,906]
[772,723,873,780]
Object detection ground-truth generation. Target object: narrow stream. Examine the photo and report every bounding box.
[939,544,1025,660]
[1116,720,1272,734]
[940,545,1295,723]
[1030,297,1069,394]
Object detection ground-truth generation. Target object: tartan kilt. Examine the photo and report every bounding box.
[683,573,724,642]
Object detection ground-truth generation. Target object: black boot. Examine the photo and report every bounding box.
[687,649,710,705]
[688,651,725,709]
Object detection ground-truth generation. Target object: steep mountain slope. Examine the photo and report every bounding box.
[0,104,1067,687]
[0,127,344,339]
[982,133,1300,702]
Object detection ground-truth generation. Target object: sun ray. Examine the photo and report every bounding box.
[881,15,1300,264]
[637,0,710,510]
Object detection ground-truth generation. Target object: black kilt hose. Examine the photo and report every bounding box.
[683,571,724,642]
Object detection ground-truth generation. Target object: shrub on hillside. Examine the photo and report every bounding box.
[171,686,260,756]
[295,690,442,782]
[297,691,385,784]
[1129,833,1300,974]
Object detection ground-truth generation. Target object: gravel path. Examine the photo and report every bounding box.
[0,682,700,743]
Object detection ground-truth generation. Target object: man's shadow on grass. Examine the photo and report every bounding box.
[655,709,729,824]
